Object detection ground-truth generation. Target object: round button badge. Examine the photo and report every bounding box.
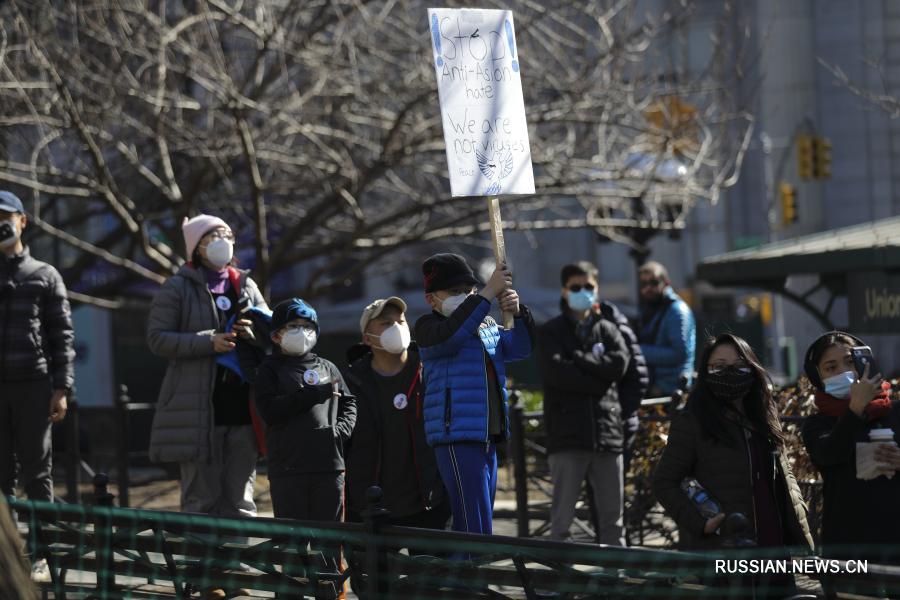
[303,369,320,385]
[215,296,232,311]
[393,393,408,410]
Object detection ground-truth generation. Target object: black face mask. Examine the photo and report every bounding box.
[0,219,19,248]
[706,366,756,402]
[641,294,665,311]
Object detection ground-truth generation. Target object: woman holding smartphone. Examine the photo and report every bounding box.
[801,331,900,568]
[147,215,268,520]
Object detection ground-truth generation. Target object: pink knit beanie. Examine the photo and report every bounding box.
[182,214,229,258]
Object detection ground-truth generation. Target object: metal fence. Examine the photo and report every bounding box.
[14,388,900,600]
[9,483,845,600]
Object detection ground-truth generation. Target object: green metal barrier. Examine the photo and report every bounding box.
[9,471,900,599]
[11,495,355,599]
[15,490,888,600]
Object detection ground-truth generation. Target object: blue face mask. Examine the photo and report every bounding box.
[567,290,596,312]
[823,371,855,399]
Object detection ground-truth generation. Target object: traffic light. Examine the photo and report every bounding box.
[796,135,813,179]
[780,182,797,226]
[760,294,773,325]
[813,136,832,179]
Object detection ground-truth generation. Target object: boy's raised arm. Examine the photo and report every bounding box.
[499,303,535,361]
[415,295,491,357]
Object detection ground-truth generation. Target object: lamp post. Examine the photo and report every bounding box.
[761,132,787,378]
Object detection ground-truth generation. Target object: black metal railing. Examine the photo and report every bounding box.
[114,385,155,508]
[506,387,825,549]
[55,388,99,504]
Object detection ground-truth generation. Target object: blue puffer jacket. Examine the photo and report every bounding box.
[638,287,696,395]
[415,294,535,446]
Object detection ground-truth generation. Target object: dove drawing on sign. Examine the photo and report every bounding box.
[476,149,496,179]
[476,148,514,195]
[476,149,513,180]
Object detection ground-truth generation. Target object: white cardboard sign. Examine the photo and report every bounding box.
[428,8,535,197]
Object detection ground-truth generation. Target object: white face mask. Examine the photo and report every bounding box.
[203,238,234,269]
[0,218,20,249]
[280,328,317,356]
[439,293,468,317]
[368,322,411,354]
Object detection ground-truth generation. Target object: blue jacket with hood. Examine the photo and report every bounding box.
[415,294,534,446]
[638,287,696,394]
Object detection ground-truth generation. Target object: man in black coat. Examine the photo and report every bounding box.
[0,190,74,505]
[538,262,629,544]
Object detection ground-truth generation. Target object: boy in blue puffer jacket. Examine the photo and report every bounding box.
[415,253,535,536]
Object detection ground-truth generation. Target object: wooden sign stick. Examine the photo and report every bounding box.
[487,196,514,330]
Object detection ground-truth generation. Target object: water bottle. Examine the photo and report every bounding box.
[680,477,721,520]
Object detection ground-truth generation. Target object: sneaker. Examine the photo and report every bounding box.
[31,558,51,583]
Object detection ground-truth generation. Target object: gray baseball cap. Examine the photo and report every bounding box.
[359,297,408,335]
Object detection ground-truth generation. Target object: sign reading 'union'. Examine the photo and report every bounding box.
[848,270,900,334]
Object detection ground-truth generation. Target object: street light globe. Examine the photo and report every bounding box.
[623,151,688,183]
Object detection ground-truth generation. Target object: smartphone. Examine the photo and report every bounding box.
[235,297,255,341]
[850,346,880,379]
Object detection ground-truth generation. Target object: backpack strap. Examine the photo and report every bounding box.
[226,266,243,296]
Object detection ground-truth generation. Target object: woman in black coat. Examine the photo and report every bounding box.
[801,331,900,567]
[653,334,812,599]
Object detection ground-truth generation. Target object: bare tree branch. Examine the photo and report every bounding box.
[0,0,756,302]
[819,57,900,118]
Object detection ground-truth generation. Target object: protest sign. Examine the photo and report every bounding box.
[428,8,535,197]
[428,8,534,328]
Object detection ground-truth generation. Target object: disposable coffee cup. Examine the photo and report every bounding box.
[869,428,895,443]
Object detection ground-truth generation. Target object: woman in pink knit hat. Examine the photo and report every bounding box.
[146,215,268,585]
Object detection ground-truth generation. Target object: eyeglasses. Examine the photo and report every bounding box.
[707,363,752,375]
[284,323,315,334]
[567,283,595,293]
[206,229,235,242]
[639,279,661,289]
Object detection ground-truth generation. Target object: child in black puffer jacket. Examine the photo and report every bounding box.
[255,298,356,578]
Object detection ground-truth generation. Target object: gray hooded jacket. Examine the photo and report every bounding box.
[147,264,266,463]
